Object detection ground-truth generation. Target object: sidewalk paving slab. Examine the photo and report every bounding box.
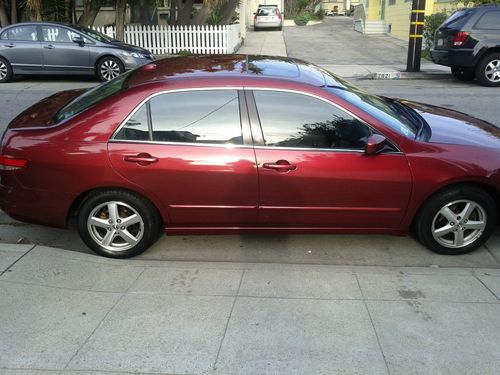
[0,244,34,273]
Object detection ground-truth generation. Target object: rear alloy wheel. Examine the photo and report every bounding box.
[475,53,500,87]
[451,67,475,81]
[415,187,496,255]
[78,190,161,258]
[96,56,124,81]
[0,57,13,83]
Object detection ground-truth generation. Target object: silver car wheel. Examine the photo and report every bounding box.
[87,201,144,252]
[100,59,121,81]
[431,199,486,249]
[484,59,500,83]
[0,61,7,81]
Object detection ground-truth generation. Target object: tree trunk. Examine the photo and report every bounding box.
[191,4,210,25]
[177,0,195,25]
[64,0,72,23]
[77,0,102,26]
[0,0,9,27]
[169,1,177,25]
[219,0,238,24]
[10,0,16,23]
[115,0,126,41]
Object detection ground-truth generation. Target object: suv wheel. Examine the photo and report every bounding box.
[451,67,475,81]
[475,52,500,87]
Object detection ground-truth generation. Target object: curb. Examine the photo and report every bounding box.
[367,71,452,80]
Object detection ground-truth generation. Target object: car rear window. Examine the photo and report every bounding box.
[441,9,473,29]
[258,8,277,16]
[54,71,132,123]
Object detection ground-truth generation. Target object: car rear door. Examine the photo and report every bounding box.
[107,89,259,228]
[248,89,412,229]
[40,25,91,74]
[0,24,43,73]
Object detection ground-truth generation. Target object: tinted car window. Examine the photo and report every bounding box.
[258,8,277,16]
[2,26,38,41]
[55,70,132,123]
[254,91,370,150]
[150,90,242,144]
[115,104,150,141]
[42,26,80,43]
[442,9,473,29]
[474,11,500,30]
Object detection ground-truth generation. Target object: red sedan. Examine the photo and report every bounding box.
[1,55,499,258]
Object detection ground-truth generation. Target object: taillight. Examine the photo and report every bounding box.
[277,10,282,20]
[453,31,470,47]
[0,156,28,170]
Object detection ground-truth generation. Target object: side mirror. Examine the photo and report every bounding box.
[72,36,85,45]
[365,134,387,155]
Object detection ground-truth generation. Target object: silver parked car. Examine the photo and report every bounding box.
[0,22,153,83]
[254,6,283,31]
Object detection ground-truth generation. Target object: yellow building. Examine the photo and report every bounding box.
[354,0,457,38]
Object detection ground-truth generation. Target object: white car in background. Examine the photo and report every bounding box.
[254,5,283,31]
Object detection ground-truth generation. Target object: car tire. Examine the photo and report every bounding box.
[77,190,161,258]
[415,186,496,255]
[451,67,475,81]
[475,52,500,87]
[96,56,124,82]
[0,57,13,83]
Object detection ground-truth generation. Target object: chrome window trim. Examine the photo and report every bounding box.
[248,87,403,154]
[110,86,245,143]
[110,86,403,154]
[109,139,255,149]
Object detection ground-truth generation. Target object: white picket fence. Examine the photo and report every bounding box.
[94,24,241,55]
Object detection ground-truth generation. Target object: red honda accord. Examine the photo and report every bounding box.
[1,55,499,258]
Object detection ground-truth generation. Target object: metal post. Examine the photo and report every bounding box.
[406,0,426,72]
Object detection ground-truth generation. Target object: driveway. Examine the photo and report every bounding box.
[284,16,408,65]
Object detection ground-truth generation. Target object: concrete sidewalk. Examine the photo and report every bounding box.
[238,19,451,80]
[1,244,500,374]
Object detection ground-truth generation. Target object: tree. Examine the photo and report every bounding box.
[26,0,43,21]
[0,0,9,26]
[10,0,16,23]
[115,0,126,41]
[77,0,102,26]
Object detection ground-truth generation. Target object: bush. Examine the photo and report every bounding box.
[177,50,192,56]
[423,11,449,50]
[314,9,324,20]
[294,12,311,26]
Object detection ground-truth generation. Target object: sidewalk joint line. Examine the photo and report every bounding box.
[355,273,392,375]
[213,268,245,371]
[62,267,147,371]
[484,243,500,264]
[473,274,500,301]
[0,244,37,278]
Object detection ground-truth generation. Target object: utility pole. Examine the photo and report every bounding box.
[406,0,426,72]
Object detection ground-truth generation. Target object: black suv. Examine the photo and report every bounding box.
[431,5,500,87]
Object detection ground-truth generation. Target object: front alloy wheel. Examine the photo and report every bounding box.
[0,57,13,83]
[431,200,486,249]
[415,186,496,255]
[78,190,161,258]
[97,57,123,81]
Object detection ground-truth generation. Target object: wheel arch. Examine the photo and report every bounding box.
[410,181,500,229]
[67,186,167,230]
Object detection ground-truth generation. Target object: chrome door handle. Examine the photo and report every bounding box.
[262,160,297,172]
[124,153,158,165]
[44,45,55,49]
[5,43,15,48]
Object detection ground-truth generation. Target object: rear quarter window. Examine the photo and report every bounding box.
[442,9,474,29]
[474,11,500,30]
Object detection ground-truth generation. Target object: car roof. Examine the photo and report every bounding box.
[127,55,352,89]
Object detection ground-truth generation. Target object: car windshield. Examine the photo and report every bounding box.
[54,71,132,123]
[72,25,113,42]
[327,87,419,138]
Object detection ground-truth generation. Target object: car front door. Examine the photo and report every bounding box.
[248,89,412,229]
[40,25,91,74]
[108,89,259,228]
[0,25,43,73]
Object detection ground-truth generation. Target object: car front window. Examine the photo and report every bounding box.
[327,87,418,139]
[54,71,132,123]
[75,26,113,42]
